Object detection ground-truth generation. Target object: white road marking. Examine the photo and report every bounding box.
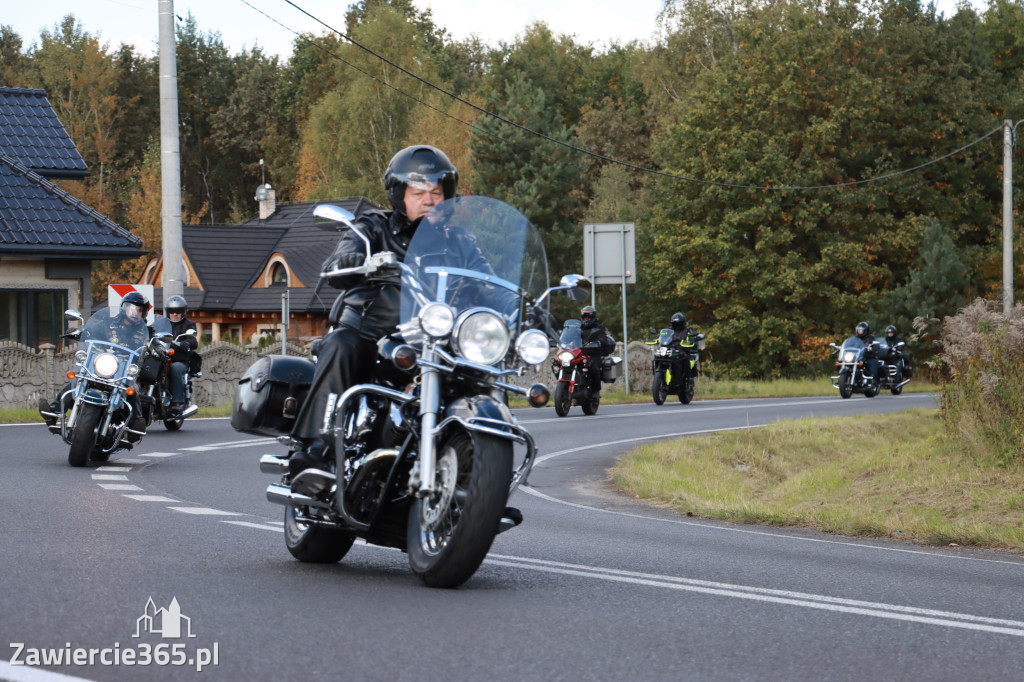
[96,483,143,491]
[166,506,241,516]
[138,452,178,457]
[122,495,177,502]
[223,520,284,531]
[95,466,133,472]
[90,474,128,481]
[484,554,1024,637]
[112,458,148,464]
[179,437,275,452]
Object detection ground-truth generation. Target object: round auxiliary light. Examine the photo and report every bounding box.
[419,302,456,338]
[516,329,550,366]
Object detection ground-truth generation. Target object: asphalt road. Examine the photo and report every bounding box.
[2,392,1023,681]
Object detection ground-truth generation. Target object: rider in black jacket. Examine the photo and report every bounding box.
[163,295,199,410]
[855,321,879,383]
[579,306,614,394]
[668,312,700,383]
[288,145,461,474]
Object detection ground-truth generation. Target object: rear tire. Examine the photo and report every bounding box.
[164,417,183,431]
[582,392,600,415]
[284,505,355,563]
[68,403,102,467]
[890,385,903,396]
[652,372,667,405]
[554,382,571,417]
[407,431,511,588]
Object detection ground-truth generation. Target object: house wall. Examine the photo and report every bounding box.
[0,258,82,310]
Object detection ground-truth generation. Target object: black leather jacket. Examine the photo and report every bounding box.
[581,321,614,354]
[323,209,514,341]
[169,316,198,357]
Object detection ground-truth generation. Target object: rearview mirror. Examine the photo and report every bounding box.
[313,204,355,230]
[64,309,83,324]
[559,274,590,302]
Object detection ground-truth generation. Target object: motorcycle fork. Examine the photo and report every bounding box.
[416,345,441,498]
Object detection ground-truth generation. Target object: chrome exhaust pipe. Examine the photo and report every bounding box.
[260,454,290,475]
[266,482,331,510]
[896,379,911,388]
[180,404,199,418]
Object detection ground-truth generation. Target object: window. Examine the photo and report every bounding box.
[0,289,68,348]
[269,262,288,285]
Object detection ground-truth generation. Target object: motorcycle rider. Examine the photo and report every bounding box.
[163,295,199,412]
[668,312,700,384]
[579,306,614,395]
[854,321,879,383]
[38,291,152,431]
[883,324,911,375]
[288,144,512,475]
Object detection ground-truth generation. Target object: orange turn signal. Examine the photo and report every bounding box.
[66,371,76,380]
[126,387,136,396]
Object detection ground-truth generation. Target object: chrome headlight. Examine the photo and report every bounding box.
[515,329,550,366]
[419,302,456,338]
[842,351,857,363]
[126,364,140,377]
[454,310,510,366]
[74,350,87,362]
[93,353,120,378]
[558,350,574,367]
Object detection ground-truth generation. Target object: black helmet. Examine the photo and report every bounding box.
[580,305,597,328]
[671,312,687,331]
[165,295,188,316]
[121,291,150,321]
[885,325,897,338]
[384,145,458,219]
[855,321,870,338]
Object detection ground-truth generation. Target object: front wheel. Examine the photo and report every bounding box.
[838,373,853,399]
[652,372,667,405]
[553,382,571,417]
[284,505,355,563]
[68,402,102,467]
[407,431,512,588]
[679,377,695,404]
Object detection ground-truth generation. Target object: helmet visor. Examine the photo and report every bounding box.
[395,170,456,194]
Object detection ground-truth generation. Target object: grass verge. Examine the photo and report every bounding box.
[611,408,1024,551]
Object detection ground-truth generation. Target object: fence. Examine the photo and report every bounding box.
[0,339,657,410]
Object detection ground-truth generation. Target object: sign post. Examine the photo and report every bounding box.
[583,223,636,393]
[281,289,290,355]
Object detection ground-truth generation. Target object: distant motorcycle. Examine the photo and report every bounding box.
[48,309,156,466]
[138,316,200,430]
[830,336,880,399]
[550,320,621,417]
[874,337,911,396]
[646,328,705,405]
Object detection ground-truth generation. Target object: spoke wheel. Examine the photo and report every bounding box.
[284,505,354,563]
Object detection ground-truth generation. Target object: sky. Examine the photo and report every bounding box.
[3,0,984,60]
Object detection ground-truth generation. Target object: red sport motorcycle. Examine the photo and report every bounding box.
[551,319,608,417]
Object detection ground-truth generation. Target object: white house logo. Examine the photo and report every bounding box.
[134,597,196,638]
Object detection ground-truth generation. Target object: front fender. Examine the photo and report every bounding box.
[443,395,535,492]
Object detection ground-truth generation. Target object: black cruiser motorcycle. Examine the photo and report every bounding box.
[233,196,586,588]
[830,336,879,399]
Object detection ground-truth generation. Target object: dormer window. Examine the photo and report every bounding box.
[270,262,288,285]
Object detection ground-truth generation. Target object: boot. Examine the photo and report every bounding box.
[38,398,58,427]
[288,440,331,477]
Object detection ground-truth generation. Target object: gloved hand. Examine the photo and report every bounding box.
[329,252,364,271]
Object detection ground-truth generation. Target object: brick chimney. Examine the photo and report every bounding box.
[256,183,276,219]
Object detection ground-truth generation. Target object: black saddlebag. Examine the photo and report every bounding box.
[231,355,315,436]
[601,356,623,383]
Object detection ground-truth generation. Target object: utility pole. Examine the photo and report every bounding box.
[159,0,185,302]
[1003,117,1015,315]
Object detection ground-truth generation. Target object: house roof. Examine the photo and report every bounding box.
[0,88,89,178]
[148,198,380,315]
[0,152,143,258]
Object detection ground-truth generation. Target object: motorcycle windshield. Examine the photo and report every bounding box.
[80,308,150,353]
[400,196,549,333]
[151,314,173,337]
[558,320,583,350]
[657,329,674,347]
[840,336,866,358]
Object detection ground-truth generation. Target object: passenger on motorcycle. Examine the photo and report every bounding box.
[668,312,700,382]
[38,291,152,429]
[855,321,879,383]
[163,295,199,411]
[883,324,911,370]
[289,144,497,475]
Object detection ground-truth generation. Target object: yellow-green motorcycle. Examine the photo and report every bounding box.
[645,328,706,405]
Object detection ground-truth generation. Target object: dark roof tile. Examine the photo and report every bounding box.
[0,87,88,178]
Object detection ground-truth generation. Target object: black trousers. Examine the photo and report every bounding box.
[291,327,377,442]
